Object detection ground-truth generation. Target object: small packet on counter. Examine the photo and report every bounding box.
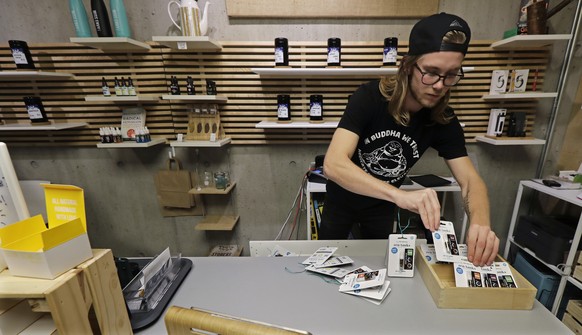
[339,269,387,292]
[314,256,354,268]
[306,265,351,278]
[454,261,518,288]
[421,243,468,264]
[302,247,337,266]
[387,234,416,277]
[433,221,467,263]
[495,262,518,288]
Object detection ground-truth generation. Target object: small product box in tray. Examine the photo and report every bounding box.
[415,246,537,309]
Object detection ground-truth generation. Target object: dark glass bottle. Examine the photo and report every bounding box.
[9,40,35,69]
[186,76,195,95]
[383,37,398,66]
[206,80,217,95]
[277,95,291,122]
[23,96,49,123]
[91,0,113,37]
[327,38,341,67]
[309,95,323,121]
[170,76,181,95]
[274,37,289,67]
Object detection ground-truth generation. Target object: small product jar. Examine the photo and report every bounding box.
[274,37,289,67]
[9,40,35,69]
[277,94,291,122]
[383,37,398,66]
[309,95,323,122]
[327,38,341,67]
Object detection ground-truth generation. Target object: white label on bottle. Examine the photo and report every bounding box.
[177,42,187,50]
[102,86,110,96]
[275,48,284,64]
[11,49,28,64]
[327,48,340,64]
[27,105,43,119]
[383,47,397,64]
[209,133,217,142]
[278,104,289,118]
[310,103,322,117]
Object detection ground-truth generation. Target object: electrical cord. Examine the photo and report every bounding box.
[275,172,309,240]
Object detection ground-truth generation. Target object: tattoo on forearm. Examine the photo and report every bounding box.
[464,196,471,217]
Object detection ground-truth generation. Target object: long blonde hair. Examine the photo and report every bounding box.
[379,30,467,126]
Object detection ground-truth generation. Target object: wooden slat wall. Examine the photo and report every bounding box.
[0,41,550,147]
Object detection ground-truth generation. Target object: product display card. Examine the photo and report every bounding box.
[270,245,298,257]
[433,221,467,263]
[313,256,354,268]
[387,234,416,277]
[302,247,337,265]
[343,280,392,305]
[336,266,373,284]
[454,261,518,288]
[339,269,387,292]
[489,70,509,95]
[305,264,351,278]
[420,243,468,264]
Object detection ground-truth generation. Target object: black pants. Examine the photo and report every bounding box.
[319,197,394,239]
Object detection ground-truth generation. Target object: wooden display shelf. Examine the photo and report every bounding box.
[195,215,240,231]
[251,66,474,77]
[169,138,231,147]
[96,138,166,148]
[0,249,132,334]
[161,95,228,102]
[189,182,236,195]
[482,92,558,100]
[256,121,338,129]
[0,122,87,131]
[152,36,222,51]
[490,34,572,49]
[0,71,75,80]
[475,135,546,145]
[85,95,159,102]
[70,37,151,51]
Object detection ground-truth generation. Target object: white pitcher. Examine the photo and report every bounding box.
[167,0,209,36]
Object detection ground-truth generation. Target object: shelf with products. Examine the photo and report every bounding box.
[255,121,338,129]
[189,182,236,195]
[70,37,151,51]
[482,92,558,100]
[474,136,546,146]
[490,34,572,49]
[503,180,582,315]
[0,122,88,131]
[85,95,159,102]
[152,36,222,51]
[169,138,232,147]
[96,138,166,148]
[251,67,474,77]
[161,95,228,103]
[0,71,75,80]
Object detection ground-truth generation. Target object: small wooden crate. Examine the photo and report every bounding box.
[416,246,537,309]
[185,104,225,141]
[563,300,582,334]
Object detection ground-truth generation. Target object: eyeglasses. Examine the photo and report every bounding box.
[414,64,464,87]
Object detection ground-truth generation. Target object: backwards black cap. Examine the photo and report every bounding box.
[408,12,471,56]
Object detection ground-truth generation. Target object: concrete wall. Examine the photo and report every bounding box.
[1,0,580,257]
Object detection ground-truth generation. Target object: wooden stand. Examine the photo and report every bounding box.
[0,249,132,334]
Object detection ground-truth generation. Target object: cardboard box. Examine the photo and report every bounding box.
[562,312,582,334]
[0,299,43,335]
[416,246,537,309]
[0,184,92,279]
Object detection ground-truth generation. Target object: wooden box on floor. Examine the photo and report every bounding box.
[416,246,537,309]
[563,300,582,334]
[0,249,132,334]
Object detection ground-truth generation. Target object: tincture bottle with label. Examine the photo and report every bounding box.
[114,77,122,95]
[9,40,35,69]
[327,38,341,67]
[383,37,398,66]
[274,37,289,67]
[23,96,49,123]
[170,76,181,95]
[309,95,323,122]
[277,94,291,122]
[128,77,136,95]
[206,80,217,95]
[186,76,195,95]
[121,77,129,96]
[102,77,111,96]
[91,0,113,37]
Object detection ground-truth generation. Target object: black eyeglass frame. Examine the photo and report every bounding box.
[413,63,464,87]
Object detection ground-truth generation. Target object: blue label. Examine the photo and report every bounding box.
[354,284,360,289]
[426,255,432,261]
[391,247,398,254]
[434,233,441,239]
[456,267,464,274]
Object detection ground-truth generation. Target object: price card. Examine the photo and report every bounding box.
[489,70,509,95]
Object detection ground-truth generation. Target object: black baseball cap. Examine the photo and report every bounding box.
[408,12,471,56]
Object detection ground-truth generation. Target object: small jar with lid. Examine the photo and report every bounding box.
[277,94,291,122]
[383,37,398,66]
[309,95,323,122]
[327,38,341,67]
[274,37,289,67]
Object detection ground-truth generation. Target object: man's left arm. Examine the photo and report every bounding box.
[446,156,499,266]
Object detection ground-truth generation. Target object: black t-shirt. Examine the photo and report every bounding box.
[326,80,467,210]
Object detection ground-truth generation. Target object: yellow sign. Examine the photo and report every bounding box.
[42,184,86,230]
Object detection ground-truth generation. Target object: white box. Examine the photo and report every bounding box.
[509,69,529,93]
[489,70,509,95]
[0,299,43,335]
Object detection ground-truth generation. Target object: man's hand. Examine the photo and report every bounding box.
[394,189,441,231]
[466,223,499,266]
